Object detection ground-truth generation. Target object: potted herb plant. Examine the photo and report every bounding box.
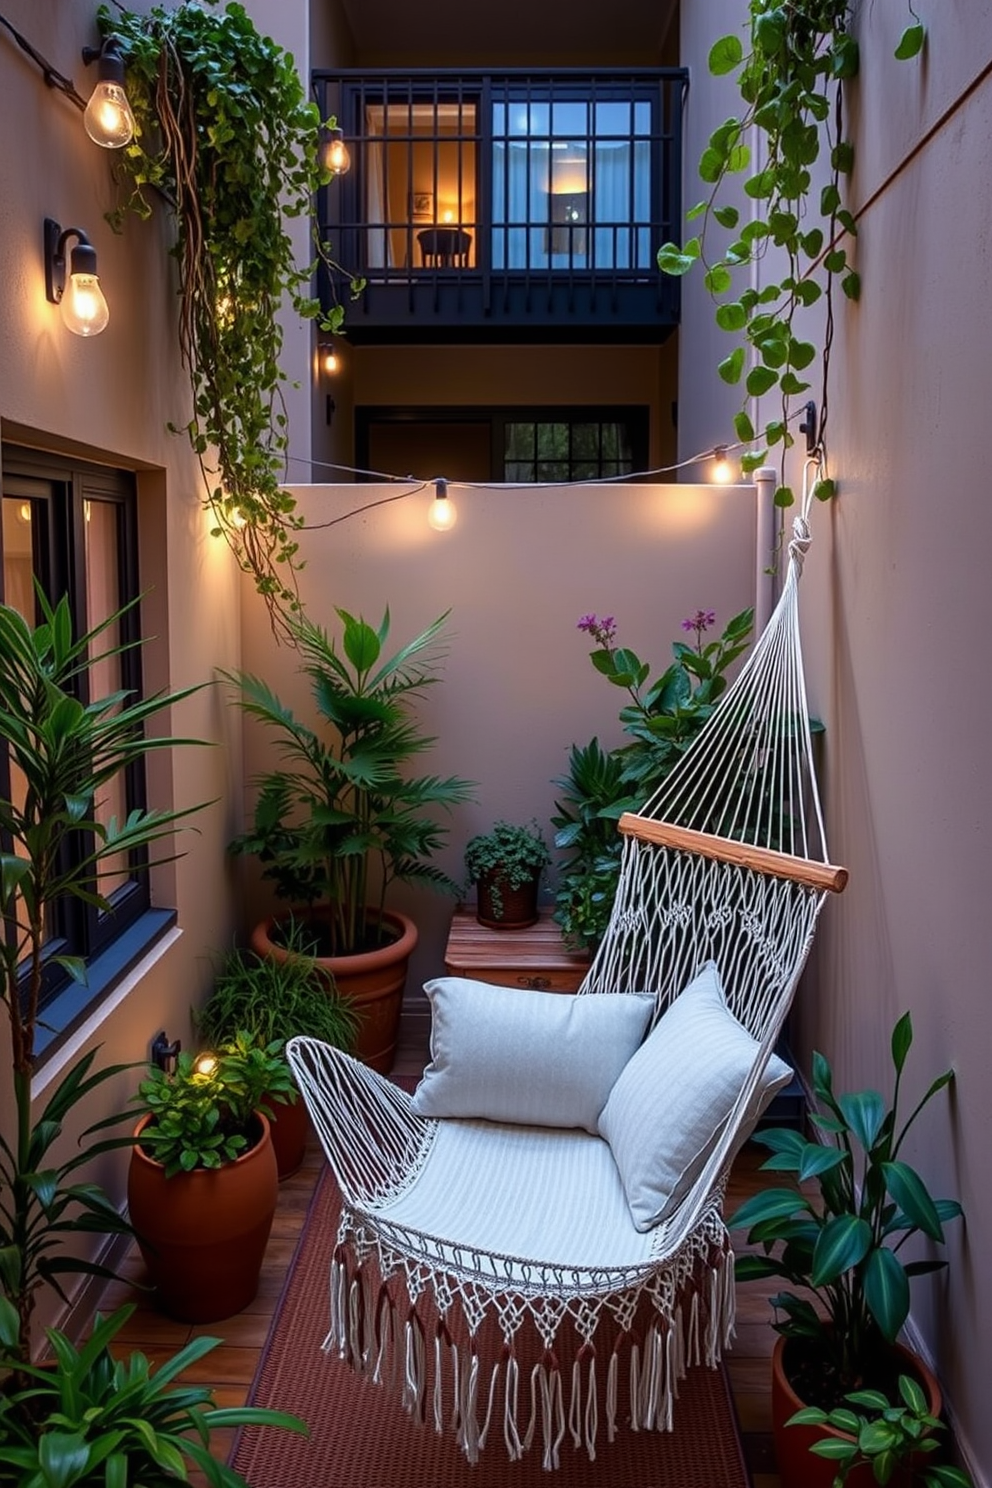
[464,820,551,929]
[225,607,474,1073]
[0,1298,306,1485]
[194,935,358,1177]
[0,593,204,1368]
[127,1035,290,1323]
[729,1013,963,1488]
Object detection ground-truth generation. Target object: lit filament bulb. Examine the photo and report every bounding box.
[324,127,351,176]
[83,42,135,149]
[712,447,733,483]
[194,1053,218,1078]
[428,478,457,531]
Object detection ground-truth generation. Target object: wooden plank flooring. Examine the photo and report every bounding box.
[92,1003,785,1486]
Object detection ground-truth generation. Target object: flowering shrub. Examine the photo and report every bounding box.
[553,607,753,950]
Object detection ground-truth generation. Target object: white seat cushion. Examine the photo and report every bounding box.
[598,962,792,1231]
[411,977,653,1133]
[374,1118,658,1276]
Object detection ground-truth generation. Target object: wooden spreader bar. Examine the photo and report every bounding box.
[618,813,849,894]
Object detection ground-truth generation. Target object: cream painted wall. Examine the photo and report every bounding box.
[237,479,757,996]
[790,7,992,1480]
[0,0,254,1339]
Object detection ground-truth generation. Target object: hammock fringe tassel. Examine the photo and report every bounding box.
[321,1242,737,1464]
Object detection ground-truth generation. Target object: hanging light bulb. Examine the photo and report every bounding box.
[712,446,733,483]
[44,221,110,337]
[82,39,135,149]
[428,477,457,531]
[323,126,351,177]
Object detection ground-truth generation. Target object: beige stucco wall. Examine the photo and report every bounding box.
[238,479,758,995]
[0,0,314,1339]
[680,2,992,1481]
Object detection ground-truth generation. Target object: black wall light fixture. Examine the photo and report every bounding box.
[44,218,110,336]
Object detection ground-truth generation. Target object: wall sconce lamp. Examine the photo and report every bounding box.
[799,400,819,455]
[322,125,351,177]
[151,1030,181,1073]
[81,37,135,148]
[44,219,110,336]
[427,476,457,532]
[319,342,340,377]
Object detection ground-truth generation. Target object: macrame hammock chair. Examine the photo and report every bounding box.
[288,474,848,1469]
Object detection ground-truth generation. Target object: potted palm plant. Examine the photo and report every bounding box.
[225,606,474,1073]
[729,1013,963,1488]
[194,936,358,1176]
[127,1034,291,1323]
[463,820,550,928]
[0,592,204,1369]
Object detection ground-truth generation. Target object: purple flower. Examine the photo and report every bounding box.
[682,609,717,652]
[577,612,618,648]
[577,614,598,633]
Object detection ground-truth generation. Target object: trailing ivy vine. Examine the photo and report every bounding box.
[658,0,924,511]
[99,1,362,628]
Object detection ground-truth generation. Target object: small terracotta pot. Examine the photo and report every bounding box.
[127,1113,278,1324]
[249,907,417,1075]
[475,870,541,930]
[772,1335,943,1488]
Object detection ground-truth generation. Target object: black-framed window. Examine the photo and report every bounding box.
[356,406,649,484]
[0,445,151,1034]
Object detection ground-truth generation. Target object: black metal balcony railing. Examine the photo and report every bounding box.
[313,68,688,343]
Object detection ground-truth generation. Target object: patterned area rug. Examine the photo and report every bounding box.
[230,1167,751,1488]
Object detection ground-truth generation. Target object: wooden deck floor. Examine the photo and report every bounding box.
[94,1004,784,1487]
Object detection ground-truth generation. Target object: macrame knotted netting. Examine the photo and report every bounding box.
[288,469,847,1467]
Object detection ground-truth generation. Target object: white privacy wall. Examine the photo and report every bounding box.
[238,480,758,992]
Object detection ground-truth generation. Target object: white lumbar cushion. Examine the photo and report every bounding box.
[598,961,792,1231]
[412,976,654,1133]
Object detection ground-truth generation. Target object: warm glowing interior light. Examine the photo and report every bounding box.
[84,82,136,148]
[428,493,457,531]
[17,503,31,525]
[84,500,92,523]
[442,209,454,224]
[712,448,733,483]
[194,1053,218,1077]
[60,271,110,337]
[324,129,351,176]
[321,346,339,376]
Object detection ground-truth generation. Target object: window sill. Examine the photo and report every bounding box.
[32,908,180,1086]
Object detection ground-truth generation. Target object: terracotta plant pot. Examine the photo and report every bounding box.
[475,870,541,930]
[267,1096,309,1179]
[127,1113,279,1324]
[772,1335,943,1488]
[250,907,418,1075]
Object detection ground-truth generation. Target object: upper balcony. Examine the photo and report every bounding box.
[314,68,688,345]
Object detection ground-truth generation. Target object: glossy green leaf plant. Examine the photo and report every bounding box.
[99,2,363,631]
[658,0,925,510]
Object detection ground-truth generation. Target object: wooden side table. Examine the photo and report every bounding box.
[443,906,590,993]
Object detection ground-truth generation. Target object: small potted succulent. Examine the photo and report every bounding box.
[127,1034,291,1323]
[729,1013,964,1488]
[463,820,551,929]
[194,935,359,1177]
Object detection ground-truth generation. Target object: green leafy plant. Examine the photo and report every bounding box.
[194,931,359,1052]
[730,1013,963,1410]
[552,608,753,950]
[0,1296,306,1486]
[0,593,204,1365]
[225,607,475,958]
[791,1373,973,1487]
[133,1034,294,1178]
[463,820,550,921]
[101,2,364,628]
[658,1,925,508]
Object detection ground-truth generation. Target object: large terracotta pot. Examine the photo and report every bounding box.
[772,1335,942,1488]
[249,907,418,1075]
[267,1096,309,1179]
[475,870,541,930]
[127,1113,279,1324]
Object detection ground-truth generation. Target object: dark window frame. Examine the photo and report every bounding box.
[355,405,650,483]
[0,444,157,1053]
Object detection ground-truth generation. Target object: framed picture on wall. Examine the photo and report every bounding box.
[409,191,434,221]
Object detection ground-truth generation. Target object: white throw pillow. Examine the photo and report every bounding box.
[412,977,654,1133]
[598,961,792,1231]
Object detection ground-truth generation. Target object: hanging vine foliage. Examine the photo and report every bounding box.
[99,1,362,628]
[658,0,924,509]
